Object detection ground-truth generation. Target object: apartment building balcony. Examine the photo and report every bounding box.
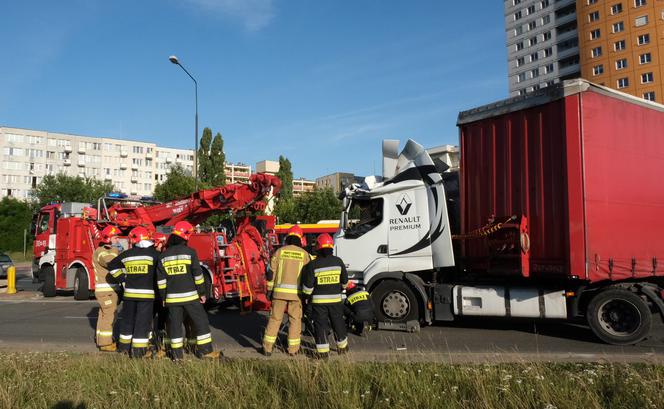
[77,160,85,167]
[104,175,113,181]
[165,156,172,163]
[78,145,86,154]
[64,145,73,153]
[131,164,139,170]
[120,163,128,169]
[120,150,128,157]
[64,159,72,166]
[131,176,139,183]
[145,151,153,158]
[130,189,138,195]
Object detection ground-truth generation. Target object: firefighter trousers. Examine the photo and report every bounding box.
[94,290,118,347]
[118,300,154,358]
[263,299,302,354]
[312,302,348,354]
[166,302,213,359]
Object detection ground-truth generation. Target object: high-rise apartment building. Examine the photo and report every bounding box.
[1,126,195,200]
[255,160,315,196]
[578,0,662,103]
[505,0,580,96]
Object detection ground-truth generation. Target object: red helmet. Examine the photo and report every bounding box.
[153,232,167,245]
[316,233,334,251]
[100,225,121,243]
[172,221,194,241]
[128,226,151,244]
[346,280,356,291]
[287,225,303,239]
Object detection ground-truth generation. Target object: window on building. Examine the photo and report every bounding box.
[530,52,539,62]
[616,58,628,69]
[132,146,144,154]
[611,3,623,14]
[641,72,654,83]
[593,65,604,75]
[638,34,650,45]
[515,26,524,36]
[544,63,555,73]
[528,5,536,14]
[612,22,624,33]
[635,0,646,7]
[643,91,655,101]
[540,0,549,8]
[617,77,629,88]
[542,14,551,25]
[528,21,536,30]
[591,47,602,57]
[590,29,601,40]
[531,68,539,78]
[515,11,522,20]
[518,72,527,83]
[514,0,521,5]
[639,52,652,64]
[614,40,626,51]
[543,47,553,57]
[516,41,524,51]
[589,11,600,22]
[543,31,551,41]
[529,36,538,46]
[635,16,648,27]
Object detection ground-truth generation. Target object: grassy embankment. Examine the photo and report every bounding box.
[0,353,662,409]
[4,249,32,264]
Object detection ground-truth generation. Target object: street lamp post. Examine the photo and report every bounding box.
[169,55,199,190]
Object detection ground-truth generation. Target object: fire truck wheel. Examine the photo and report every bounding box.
[73,268,90,301]
[41,265,56,298]
[587,288,652,345]
[371,280,420,324]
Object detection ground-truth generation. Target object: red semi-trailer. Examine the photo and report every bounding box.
[335,79,664,344]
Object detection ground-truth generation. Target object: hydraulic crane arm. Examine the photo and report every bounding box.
[106,173,281,228]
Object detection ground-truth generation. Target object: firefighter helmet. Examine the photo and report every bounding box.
[287,225,304,239]
[172,221,194,241]
[100,225,120,243]
[153,232,167,245]
[316,233,334,250]
[128,226,151,244]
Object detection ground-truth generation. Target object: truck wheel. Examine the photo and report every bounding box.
[587,288,652,345]
[73,268,90,300]
[371,280,420,323]
[41,265,56,298]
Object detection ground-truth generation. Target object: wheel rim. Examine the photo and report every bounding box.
[74,276,79,293]
[597,298,642,337]
[382,290,410,319]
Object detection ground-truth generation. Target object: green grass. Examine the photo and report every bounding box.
[0,353,663,409]
[3,248,32,264]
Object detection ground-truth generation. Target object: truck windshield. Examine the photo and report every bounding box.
[344,198,383,239]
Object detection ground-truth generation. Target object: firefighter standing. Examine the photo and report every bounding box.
[262,225,311,356]
[343,281,375,335]
[157,221,218,360]
[108,227,161,358]
[93,225,121,352]
[302,233,349,358]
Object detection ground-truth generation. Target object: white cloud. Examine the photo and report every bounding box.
[182,0,275,31]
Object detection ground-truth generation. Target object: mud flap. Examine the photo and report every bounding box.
[377,320,420,333]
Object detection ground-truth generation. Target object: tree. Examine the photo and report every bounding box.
[197,127,213,183]
[274,188,341,224]
[0,197,35,252]
[33,173,114,207]
[153,164,196,202]
[209,132,226,187]
[275,155,293,200]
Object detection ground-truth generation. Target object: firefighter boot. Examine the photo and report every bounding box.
[99,343,117,352]
[261,347,272,357]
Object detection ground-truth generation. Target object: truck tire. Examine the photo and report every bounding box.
[371,280,420,323]
[73,268,90,301]
[41,265,56,298]
[587,288,652,345]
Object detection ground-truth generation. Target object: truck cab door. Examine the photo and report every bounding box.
[334,197,388,282]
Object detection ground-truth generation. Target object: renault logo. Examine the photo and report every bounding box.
[396,194,412,216]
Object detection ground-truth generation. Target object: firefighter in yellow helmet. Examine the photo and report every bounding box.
[93,225,122,352]
[262,225,311,356]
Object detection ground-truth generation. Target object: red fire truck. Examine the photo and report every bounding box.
[32,174,281,310]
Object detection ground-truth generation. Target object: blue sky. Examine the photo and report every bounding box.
[0,0,507,180]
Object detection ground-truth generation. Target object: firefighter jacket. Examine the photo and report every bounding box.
[344,287,374,322]
[301,255,348,304]
[92,245,119,294]
[267,244,311,301]
[108,244,160,301]
[156,243,206,305]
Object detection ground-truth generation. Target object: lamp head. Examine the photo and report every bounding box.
[169,55,179,65]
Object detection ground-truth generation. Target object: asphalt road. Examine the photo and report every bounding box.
[2,265,664,362]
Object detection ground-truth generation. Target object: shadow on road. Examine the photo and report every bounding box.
[207,308,267,350]
[86,306,98,330]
